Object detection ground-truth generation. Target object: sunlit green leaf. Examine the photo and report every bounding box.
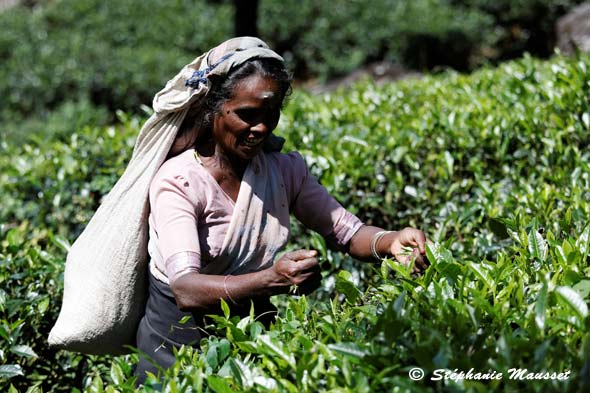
[573,280,590,299]
[576,225,590,258]
[535,280,548,330]
[207,375,234,393]
[10,345,37,359]
[467,262,493,289]
[178,315,192,324]
[257,335,295,369]
[109,363,124,385]
[220,298,230,320]
[0,365,23,379]
[528,228,547,262]
[90,375,104,393]
[327,342,366,362]
[229,358,253,389]
[555,286,589,321]
[51,235,71,253]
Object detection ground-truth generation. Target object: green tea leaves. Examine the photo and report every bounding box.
[528,223,548,262]
[0,364,23,379]
[467,261,493,289]
[573,280,590,300]
[206,375,234,393]
[327,342,367,362]
[109,363,124,386]
[9,345,37,359]
[257,335,296,369]
[554,286,589,323]
[335,270,362,304]
[535,279,549,331]
[3,50,590,392]
[576,224,590,259]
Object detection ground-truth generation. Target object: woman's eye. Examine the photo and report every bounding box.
[236,107,280,125]
[235,108,260,123]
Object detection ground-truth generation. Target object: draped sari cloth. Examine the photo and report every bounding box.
[147,150,290,282]
[211,151,290,276]
[48,37,285,355]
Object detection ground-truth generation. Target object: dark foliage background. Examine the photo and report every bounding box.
[0,0,585,144]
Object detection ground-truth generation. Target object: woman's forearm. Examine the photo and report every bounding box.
[170,268,287,312]
[170,249,319,312]
[348,225,397,262]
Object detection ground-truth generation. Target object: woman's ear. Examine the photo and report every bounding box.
[204,112,214,128]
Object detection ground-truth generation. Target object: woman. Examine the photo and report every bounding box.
[135,37,429,384]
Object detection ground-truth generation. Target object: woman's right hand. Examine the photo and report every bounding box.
[271,249,321,294]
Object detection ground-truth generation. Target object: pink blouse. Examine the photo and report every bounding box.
[148,148,363,282]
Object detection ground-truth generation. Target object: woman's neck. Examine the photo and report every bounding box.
[196,141,248,180]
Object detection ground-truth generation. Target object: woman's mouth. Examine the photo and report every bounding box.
[242,136,265,148]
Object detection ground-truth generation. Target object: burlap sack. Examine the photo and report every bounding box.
[48,37,283,354]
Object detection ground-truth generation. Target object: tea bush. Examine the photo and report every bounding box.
[0,0,232,133]
[1,52,589,391]
[259,0,495,76]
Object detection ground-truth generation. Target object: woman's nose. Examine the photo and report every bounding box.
[250,121,269,134]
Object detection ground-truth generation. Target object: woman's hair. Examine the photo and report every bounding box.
[175,58,292,150]
[204,57,292,118]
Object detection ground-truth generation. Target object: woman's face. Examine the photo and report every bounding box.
[212,74,283,160]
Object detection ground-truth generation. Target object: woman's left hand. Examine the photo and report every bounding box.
[389,227,430,273]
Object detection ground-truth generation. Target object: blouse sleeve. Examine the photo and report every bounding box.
[150,170,202,282]
[287,152,364,250]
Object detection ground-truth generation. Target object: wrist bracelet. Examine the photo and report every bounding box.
[223,275,239,305]
[370,230,394,260]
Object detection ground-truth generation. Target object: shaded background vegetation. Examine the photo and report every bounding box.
[0,0,586,145]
